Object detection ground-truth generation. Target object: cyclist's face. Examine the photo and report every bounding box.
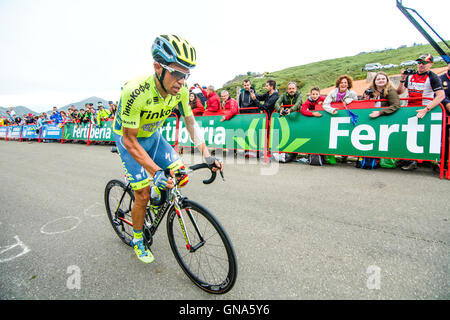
[157,62,189,96]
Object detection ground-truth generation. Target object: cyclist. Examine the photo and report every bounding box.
[113,35,223,264]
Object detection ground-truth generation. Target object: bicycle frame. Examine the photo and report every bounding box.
[113,175,205,253]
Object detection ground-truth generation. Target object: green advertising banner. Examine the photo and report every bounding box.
[63,122,114,141]
[270,107,443,161]
[165,114,267,150]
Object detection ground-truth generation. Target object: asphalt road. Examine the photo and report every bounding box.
[0,140,449,300]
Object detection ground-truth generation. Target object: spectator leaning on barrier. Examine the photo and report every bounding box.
[220,90,239,122]
[238,79,260,114]
[439,63,450,112]
[323,75,358,114]
[6,110,15,123]
[397,54,444,116]
[397,54,444,171]
[108,101,118,118]
[363,71,400,118]
[205,85,222,114]
[189,92,205,116]
[301,87,324,117]
[97,103,111,126]
[251,79,279,117]
[275,81,302,116]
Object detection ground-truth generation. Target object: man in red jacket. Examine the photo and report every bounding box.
[220,90,239,121]
[202,85,222,115]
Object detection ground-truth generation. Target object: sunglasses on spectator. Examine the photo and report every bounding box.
[159,63,190,80]
[417,60,430,65]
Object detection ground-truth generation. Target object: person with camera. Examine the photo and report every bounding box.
[275,82,302,117]
[397,54,444,118]
[362,71,400,118]
[250,79,279,117]
[238,79,260,114]
[396,54,444,171]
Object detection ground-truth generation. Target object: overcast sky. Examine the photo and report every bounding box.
[1,0,448,112]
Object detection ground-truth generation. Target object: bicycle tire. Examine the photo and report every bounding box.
[104,179,134,246]
[166,199,237,294]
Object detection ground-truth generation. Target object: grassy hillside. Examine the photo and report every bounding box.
[219,42,448,98]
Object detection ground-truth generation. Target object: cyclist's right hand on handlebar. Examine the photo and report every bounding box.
[153,170,174,190]
[205,156,223,173]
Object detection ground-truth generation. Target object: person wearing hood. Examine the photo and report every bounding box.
[238,79,260,114]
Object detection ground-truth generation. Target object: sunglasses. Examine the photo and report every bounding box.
[160,63,190,80]
[417,60,430,65]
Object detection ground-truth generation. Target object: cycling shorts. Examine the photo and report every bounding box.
[113,131,185,190]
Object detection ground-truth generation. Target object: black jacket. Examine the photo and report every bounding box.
[238,87,260,114]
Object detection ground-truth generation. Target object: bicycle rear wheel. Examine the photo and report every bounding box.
[166,199,237,294]
[104,179,134,246]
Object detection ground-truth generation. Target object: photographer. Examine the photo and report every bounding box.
[250,79,279,117]
[396,54,444,171]
[238,79,260,114]
[362,71,400,118]
[275,82,302,117]
[397,54,444,119]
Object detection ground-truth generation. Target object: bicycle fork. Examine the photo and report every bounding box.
[174,201,205,252]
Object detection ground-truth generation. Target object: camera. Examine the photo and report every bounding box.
[279,108,289,117]
[364,88,375,99]
[403,68,416,75]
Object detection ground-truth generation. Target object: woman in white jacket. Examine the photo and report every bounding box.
[323,75,358,114]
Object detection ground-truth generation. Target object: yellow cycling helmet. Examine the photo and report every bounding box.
[152,34,196,69]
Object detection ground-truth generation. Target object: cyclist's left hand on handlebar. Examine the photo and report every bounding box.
[205,156,223,173]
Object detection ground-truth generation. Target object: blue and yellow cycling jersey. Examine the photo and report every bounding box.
[113,74,192,137]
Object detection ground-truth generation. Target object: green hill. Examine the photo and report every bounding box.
[219,42,448,98]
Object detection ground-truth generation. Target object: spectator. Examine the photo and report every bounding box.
[97,104,112,126]
[50,107,63,126]
[204,85,222,114]
[85,107,96,125]
[6,110,15,123]
[9,107,16,119]
[301,87,324,117]
[42,112,50,122]
[189,92,205,116]
[192,84,208,107]
[14,116,23,126]
[220,90,239,122]
[251,79,279,117]
[323,75,358,114]
[79,109,89,124]
[362,71,400,118]
[397,54,444,171]
[60,111,70,125]
[439,63,450,112]
[238,79,260,114]
[0,117,4,126]
[108,101,118,118]
[275,81,302,116]
[25,113,36,125]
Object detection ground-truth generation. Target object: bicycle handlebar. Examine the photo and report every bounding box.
[111,147,224,184]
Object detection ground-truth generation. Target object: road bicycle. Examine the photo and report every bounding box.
[104,149,237,294]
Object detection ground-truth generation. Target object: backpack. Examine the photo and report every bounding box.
[271,152,294,163]
[309,154,324,166]
[356,157,380,169]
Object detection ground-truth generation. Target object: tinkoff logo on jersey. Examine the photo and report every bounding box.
[140,108,173,120]
[123,82,151,116]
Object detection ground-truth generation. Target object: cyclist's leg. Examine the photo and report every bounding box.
[113,133,154,263]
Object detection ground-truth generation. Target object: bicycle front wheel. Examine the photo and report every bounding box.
[166,199,237,294]
[104,179,134,246]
